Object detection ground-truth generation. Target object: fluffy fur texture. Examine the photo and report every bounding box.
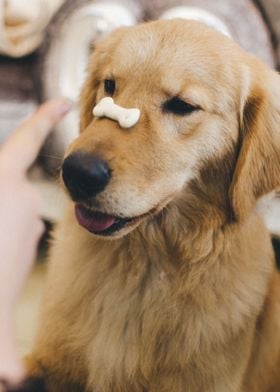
[26,20,280,391]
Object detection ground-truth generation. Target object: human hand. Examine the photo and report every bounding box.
[0,98,72,386]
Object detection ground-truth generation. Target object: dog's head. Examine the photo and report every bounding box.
[62,19,280,238]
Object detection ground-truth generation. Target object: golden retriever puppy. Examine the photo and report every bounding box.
[25,19,280,392]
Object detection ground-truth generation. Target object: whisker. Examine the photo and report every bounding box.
[38,153,63,160]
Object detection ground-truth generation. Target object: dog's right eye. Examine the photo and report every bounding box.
[163,97,200,116]
[104,79,116,95]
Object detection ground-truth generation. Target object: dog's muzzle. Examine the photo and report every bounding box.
[62,152,138,235]
[62,152,111,201]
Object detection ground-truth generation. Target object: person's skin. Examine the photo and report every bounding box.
[0,98,72,389]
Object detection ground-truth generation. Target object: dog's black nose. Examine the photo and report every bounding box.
[62,152,111,201]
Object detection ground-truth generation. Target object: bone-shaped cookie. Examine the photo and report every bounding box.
[92,97,140,128]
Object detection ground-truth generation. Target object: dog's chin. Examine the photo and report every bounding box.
[74,204,152,238]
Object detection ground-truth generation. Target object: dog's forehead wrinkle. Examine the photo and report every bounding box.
[111,25,199,71]
[111,28,159,70]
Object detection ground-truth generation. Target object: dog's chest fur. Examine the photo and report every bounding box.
[43,211,273,392]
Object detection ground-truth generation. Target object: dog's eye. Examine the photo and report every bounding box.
[104,79,115,95]
[163,97,200,116]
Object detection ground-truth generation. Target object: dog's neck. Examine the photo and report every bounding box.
[126,152,236,272]
[115,201,223,291]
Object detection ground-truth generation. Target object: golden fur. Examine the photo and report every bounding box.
[27,20,280,391]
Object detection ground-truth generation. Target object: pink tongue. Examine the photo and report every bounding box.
[75,204,117,233]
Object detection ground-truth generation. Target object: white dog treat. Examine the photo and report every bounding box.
[92,97,140,128]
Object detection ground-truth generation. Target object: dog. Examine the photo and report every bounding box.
[24,19,280,391]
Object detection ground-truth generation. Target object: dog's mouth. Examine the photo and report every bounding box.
[75,192,175,236]
[75,204,147,236]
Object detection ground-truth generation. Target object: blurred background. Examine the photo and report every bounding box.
[1,0,280,355]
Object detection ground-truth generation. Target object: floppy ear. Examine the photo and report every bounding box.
[230,70,280,221]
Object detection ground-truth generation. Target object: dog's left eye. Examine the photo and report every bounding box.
[104,79,116,95]
[163,97,200,116]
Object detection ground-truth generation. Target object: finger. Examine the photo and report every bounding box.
[0,98,73,172]
[0,361,25,391]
